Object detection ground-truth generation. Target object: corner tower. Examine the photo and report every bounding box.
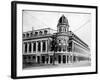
[57,15,69,33]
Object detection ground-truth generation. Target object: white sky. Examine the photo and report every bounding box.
[23,10,91,47]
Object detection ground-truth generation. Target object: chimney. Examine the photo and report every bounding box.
[32,27,34,34]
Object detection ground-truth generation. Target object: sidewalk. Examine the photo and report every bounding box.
[23,61,91,70]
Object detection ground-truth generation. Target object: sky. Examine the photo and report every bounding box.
[23,10,91,47]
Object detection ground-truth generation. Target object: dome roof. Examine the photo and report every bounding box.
[58,15,69,26]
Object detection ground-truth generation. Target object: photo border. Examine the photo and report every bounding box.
[11,1,98,79]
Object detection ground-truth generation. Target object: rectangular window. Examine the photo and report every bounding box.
[33,42,36,52]
[38,42,41,52]
[42,41,46,52]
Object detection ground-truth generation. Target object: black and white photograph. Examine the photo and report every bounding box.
[11,1,97,79]
[22,10,91,69]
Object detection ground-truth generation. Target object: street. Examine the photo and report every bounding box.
[23,61,91,70]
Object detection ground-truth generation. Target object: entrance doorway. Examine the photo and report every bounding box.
[50,56,53,64]
[42,56,45,63]
[37,56,40,63]
[58,55,61,64]
[63,55,66,63]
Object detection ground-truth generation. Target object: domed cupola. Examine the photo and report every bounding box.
[57,15,69,33]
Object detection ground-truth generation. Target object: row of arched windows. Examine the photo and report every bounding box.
[23,30,48,38]
[58,27,67,32]
[57,39,67,46]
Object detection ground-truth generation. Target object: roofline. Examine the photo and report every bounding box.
[69,31,89,47]
[23,27,57,33]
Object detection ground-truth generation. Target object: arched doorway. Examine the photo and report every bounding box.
[63,55,66,63]
[73,56,76,62]
[41,56,45,64]
[50,56,53,64]
[37,56,40,64]
[67,55,69,63]
[58,55,61,64]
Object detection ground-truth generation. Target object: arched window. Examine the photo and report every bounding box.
[65,28,66,32]
[32,56,35,59]
[58,46,61,52]
[26,33,29,37]
[28,56,31,59]
[35,32,38,36]
[30,32,33,37]
[59,17,62,23]
[63,46,66,52]
[23,34,25,38]
[63,39,66,45]
[63,55,66,63]
[59,40,61,43]
[58,40,61,45]
[44,30,48,35]
[39,31,42,35]
[59,27,61,32]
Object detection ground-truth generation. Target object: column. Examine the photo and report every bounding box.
[72,42,75,63]
[57,27,59,32]
[36,55,37,63]
[71,55,74,63]
[68,55,70,63]
[46,40,47,52]
[48,56,50,64]
[72,42,75,52]
[41,41,43,52]
[76,56,78,62]
[67,55,68,63]
[23,43,25,53]
[66,55,67,64]
[31,42,33,53]
[36,41,37,53]
[27,42,29,53]
[70,55,72,63]
[61,55,62,64]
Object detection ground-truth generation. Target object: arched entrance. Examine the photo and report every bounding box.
[67,55,69,63]
[63,55,66,63]
[50,56,53,64]
[41,56,45,63]
[58,55,61,64]
[37,56,40,63]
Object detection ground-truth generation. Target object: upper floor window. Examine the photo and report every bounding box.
[38,41,41,52]
[23,34,25,38]
[44,30,48,35]
[29,43,32,53]
[24,43,27,53]
[26,33,29,37]
[59,27,62,32]
[30,32,33,37]
[35,32,38,36]
[65,28,66,32]
[33,42,36,52]
[43,41,46,52]
[39,31,43,35]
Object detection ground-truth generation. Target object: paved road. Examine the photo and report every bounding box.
[23,61,91,70]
